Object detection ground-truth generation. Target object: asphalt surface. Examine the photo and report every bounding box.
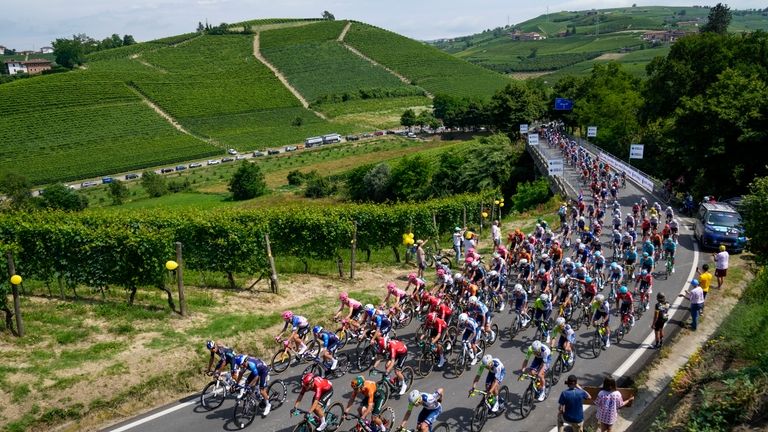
[103,136,699,432]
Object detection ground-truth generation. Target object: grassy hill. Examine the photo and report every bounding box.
[436,6,768,80]
[1,19,511,186]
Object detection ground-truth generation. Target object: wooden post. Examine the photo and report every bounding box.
[432,212,439,250]
[6,251,24,337]
[463,206,467,228]
[350,222,357,279]
[264,233,279,294]
[175,242,186,317]
[479,204,483,235]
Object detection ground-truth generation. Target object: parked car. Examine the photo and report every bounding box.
[227,148,238,155]
[235,155,246,160]
[161,168,174,173]
[346,135,360,141]
[284,146,297,152]
[407,132,417,138]
[362,133,373,138]
[253,151,266,157]
[81,181,99,188]
[207,159,221,165]
[189,162,203,168]
[175,165,187,171]
[267,149,280,155]
[222,157,235,163]
[125,173,139,180]
[102,177,113,184]
[693,202,746,252]
[373,131,385,136]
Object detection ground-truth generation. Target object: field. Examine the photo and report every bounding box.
[540,45,671,82]
[345,22,511,98]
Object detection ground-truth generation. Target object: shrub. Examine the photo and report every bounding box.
[513,178,551,212]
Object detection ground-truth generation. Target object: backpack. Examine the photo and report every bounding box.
[659,303,670,322]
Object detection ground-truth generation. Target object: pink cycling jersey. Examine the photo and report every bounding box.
[345,298,362,310]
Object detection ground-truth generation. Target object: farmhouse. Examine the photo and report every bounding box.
[641,30,690,44]
[4,58,52,75]
[509,31,546,41]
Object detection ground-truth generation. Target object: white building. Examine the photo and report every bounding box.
[40,46,54,54]
[5,61,26,75]
[0,45,6,55]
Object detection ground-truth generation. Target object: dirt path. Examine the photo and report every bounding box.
[125,83,220,147]
[595,52,627,60]
[337,21,352,42]
[252,33,327,120]
[129,54,168,73]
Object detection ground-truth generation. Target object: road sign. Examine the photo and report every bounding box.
[547,159,563,168]
[587,126,597,137]
[528,133,539,145]
[547,159,564,175]
[554,98,574,111]
[630,144,644,159]
[520,124,529,134]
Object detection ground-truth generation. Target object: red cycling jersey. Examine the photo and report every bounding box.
[427,318,447,335]
[617,291,633,304]
[387,339,408,358]
[309,377,333,401]
[436,303,452,321]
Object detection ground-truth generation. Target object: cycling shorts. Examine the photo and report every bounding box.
[394,352,407,369]
[558,334,575,349]
[485,369,505,386]
[297,325,310,338]
[417,406,442,426]
[362,390,386,416]
[534,308,551,321]
[610,273,622,281]
[325,340,339,353]
[315,388,333,407]
[245,365,270,388]
[592,310,609,323]
[530,356,551,372]
[461,327,480,343]
[350,306,363,321]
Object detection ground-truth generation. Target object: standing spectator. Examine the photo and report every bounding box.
[452,227,463,264]
[491,220,501,247]
[683,279,704,331]
[415,240,426,279]
[714,245,729,289]
[557,375,591,432]
[696,264,713,315]
[463,228,475,257]
[595,376,634,431]
[651,293,670,348]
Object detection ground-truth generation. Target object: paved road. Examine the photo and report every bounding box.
[104,136,699,432]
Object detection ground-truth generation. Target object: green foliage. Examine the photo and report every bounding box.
[513,178,552,212]
[389,155,434,202]
[38,184,88,211]
[700,3,733,34]
[742,177,768,264]
[52,36,86,69]
[490,81,548,134]
[108,180,129,205]
[0,173,32,209]
[400,109,416,128]
[229,161,267,200]
[287,169,307,186]
[141,171,168,198]
[303,173,336,198]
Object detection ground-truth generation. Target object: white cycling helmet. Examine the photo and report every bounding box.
[458,313,469,324]
[539,293,549,302]
[595,294,605,302]
[408,389,421,404]
[488,270,498,277]
[468,296,478,304]
[482,354,493,366]
[556,317,566,326]
[564,258,572,265]
[557,277,567,286]
[514,284,524,292]
[531,340,543,351]
[541,253,549,259]
[519,259,528,265]
[364,304,375,313]
[454,273,464,281]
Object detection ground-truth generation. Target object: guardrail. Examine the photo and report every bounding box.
[525,140,578,200]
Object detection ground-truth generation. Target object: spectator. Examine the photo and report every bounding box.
[415,240,426,279]
[558,375,591,432]
[683,279,704,331]
[652,293,670,348]
[463,228,475,256]
[696,264,713,315]
[452,227,463,264]
[595,376,634,431]
[714,245,729,289]
[491,220,501,247]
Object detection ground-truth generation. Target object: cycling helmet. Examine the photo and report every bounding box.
[575,238,582,244]
[488,270,498,278]
[386,282,397,292]
[471,260,479,268]
[468,296,478,304]
[482,354,493,366]
[539,293,549,302]
[641,270,648,276]
[426,312,437,323]
[514,284,524,292]
[351,375,364,389]
[644,240,652,245]
[206,340,215,350]
[657,293,666,302]
[282,310,293,321]
[468,248,476,254]
[619,286,628,294]
[408,389,421,404]
[541,253,549,259]
[555,317,566,326]
[557,277,567,286]
[553,240,560,245]
[458,313,469,324]
[454,273,464,282]
[531,340,543,351]
[339,292,349,302]
[564,258,572,265]
[301,372,315,388]
[595,294,605,302]
[529,236,535,242]
[364,304,375,315]
[538,268,545,275]
[643,252,649,258]
[421,291,431,301]
[578,244,586,250]
[519,258,528,265]
[585,276,593,284]
[594,251,602,257]
[429,296,439,307]
[312,325,323,334]
[535,223,541,228]
[613,229,619,234]
[575,263,582,269]
[234,354,248,367]
[611,262,619,269]
[465,256,474,264]
[408,273,417,281]
[436,268,445,276]
[492,252,500,259]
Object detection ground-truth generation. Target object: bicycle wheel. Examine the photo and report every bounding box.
[379,382,390,405]
[615,324,626,343]
[401,366,415,393]
[399,304,414,328]
[325,402,345,432]
[417,352,435,377]
[470,401,488,432]
[291,420,310,432]
[233,395,257,429]
[336,329,349,350]
[508,315,522,339]
[497,385,509,414]
[551,357,563,385]
[564,348,576,372]
[304,362,324,378]
[439,256,453,269]
[432,423,450,432]
[591,332,602,358]
[379,406,396,430]
[453,350,468,377]
[303,340,320,362]
[271,349,291,374]
[520,386,534,418]
[267,379,287,408]
[356,345,375,372]
[332,353,350,378]
[200,380,227,410]
[425,253,435,268]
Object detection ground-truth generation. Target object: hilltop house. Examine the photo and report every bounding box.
[642,30,690,44]
[40,46,54,54]
[0,45,6,55]
[4,58,52,75]
[509,31,546,41]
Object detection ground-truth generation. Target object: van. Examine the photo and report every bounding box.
[694,202,746,252]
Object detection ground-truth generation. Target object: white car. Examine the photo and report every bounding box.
[235,155,246,160]
[207,159,221,165]
[227,148,238,155]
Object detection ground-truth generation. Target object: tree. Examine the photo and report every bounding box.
[122,34,136,46]
[322,11,336,20]
[362,164,392,203]
[400,109,416,129]
[197,22,205,32]
[0,173,32,209]
[416,110,436,130]
[489,82,547,135]
[140,171,168,198]
[38,184,88,211]
[389,155,433,202]
[741,176,768,263]
[700,3,732,34]
[108,180,129,205]
[304,173,336,198]
[229,161,266,200]
[52,37,85,69]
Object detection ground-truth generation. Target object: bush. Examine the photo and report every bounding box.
[287,169,307,186]
[229,161,267,200]
[512,178,551,212]
[141,171,168,198]
[304,174,336,198]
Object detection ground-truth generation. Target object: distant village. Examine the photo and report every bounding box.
[0,45,54,75]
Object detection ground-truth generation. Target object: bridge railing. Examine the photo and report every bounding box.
[525,140,578,200]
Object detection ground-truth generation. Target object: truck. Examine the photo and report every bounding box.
[305,136,323,148]
[322,133,342,144]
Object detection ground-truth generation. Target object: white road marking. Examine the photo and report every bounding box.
[106,400,195,432]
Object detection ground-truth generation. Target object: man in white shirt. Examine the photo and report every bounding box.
[452,227,463,264]
[491,220,501,247]
[714,245,729,289]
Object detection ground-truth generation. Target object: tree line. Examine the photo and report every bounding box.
[53,33,136,68]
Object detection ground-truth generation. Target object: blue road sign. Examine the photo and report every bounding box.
[555,98,574,111]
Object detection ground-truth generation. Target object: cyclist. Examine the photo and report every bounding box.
[205,340,237,376]
[401,388,444,432]
[650,231,663,262]
[233,354,272,415]
[277,310,309,355]
[561,257,575,278]
[458,312,482,366]
[663,236,676,273]
[669,218,680,243]
[406,273,427,295]
[468,260,486,288]
[642,238,656,257]
[312,325,340,371]
[294,372,333,431]
[434,268,454,293]
[616,286,635,327]
[470,355,505,412]
[607,262,624,290]
[365,304,392,344]
[632,202,640,220]
[372,335,409,395]
[431,296,453,322]
[640,252,655,274]
[554,277,570,306]
[573,262,588,281]
[511,285,531,326]
[592,251,606,277]
[577,275,597,304]
[550,241,563,264]
[591,294,611,348]
[517,258,534,287]
[467,296,492,338]
[625,213,635,231]
[520,340,551,401]
[538,252,554,273]
[344,376,386,432]
[423,312,448,368]
[382,282,408,318]
[335,292,364,329]
[665,205,674,223]
[550,317,575,367]
[532,293,553,343]
[624,245,638,276]
[535,268,553,293]
[621,230,633,253]
[633,269,653,310]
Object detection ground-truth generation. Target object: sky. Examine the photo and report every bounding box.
[1,0,765,50]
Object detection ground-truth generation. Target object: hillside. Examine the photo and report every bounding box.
[436,6,768,79]
[0,19,511,186]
